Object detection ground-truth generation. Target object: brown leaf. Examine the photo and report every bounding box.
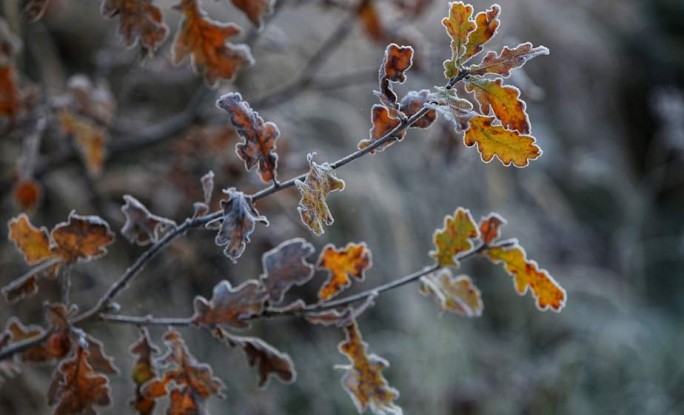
[101,0,170,54]
[420,269,483,317]
[193,280,269,328]
[121,195,177,246]
[129,328,159,415]
[305,294,376,327]
[213,327,296,387]
[358,105,404,153]
[8,213,53,265]
[468,42,549,78]
[48,346,111,415]
[192,170,215,219]
[85,335,119,374]
[318,242,372,301]
[464,115,541,167]
[206,188,268,262]
[399,89,437,129]
[12,178,41,212]
[430,208,479,267]
[462,4,500,63]
[259,238,315,304]
[49,211,115,263]
[230,0,274,28]
[217,92,279,183]
[465,77,530,134]
[59,109,108,177]
[337,320,402,415]
[2,274,39,304]
[479,213,505,245]
[295,153,345,235]
[376,43,414,108]
[172,0,254,85]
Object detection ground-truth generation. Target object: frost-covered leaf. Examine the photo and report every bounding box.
[101,0,170,54]
[295,154,345,236]
[358,105,404,153]
[49,211,115,263]
[442,1,475,77]
[464,115,541,167]
[462,4,500,63]
[468,42,549,78]
[193,280,268,329]
[305,295,376,327]
[376,43,414,108]
[129,328,159,415]
[85,335,119,375]
[465,77,530,134]
[121,195,177,246]
[259,238,315,304]
[8,213,52,265]
[430,208,478,267]
[420,269,482,317]
[479,213,505,245]
[399,89,437,129]
[317,242,372,301]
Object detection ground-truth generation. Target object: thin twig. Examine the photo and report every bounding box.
[0,330,51,361]
[98,314,194,326]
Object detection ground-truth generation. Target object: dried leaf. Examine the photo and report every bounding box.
[121,195,177,246]
[485,244,566,311]
[101,0,170,54]
[2,275,38,303]
[172,0,254,85]
[376,43,414,108]
[442,1,475,77]
[59,109,108,177]
[464,115,541,167]
[336,320,402,415]
[50,211,115,263]
[468,42,549,78]
[230,0,274,28]
[479,213,505,245]
[295,153,345,235]
[193,280,269,328]
[206,188,268,262]
[259,238,315,304]
[430,208,478,267]
[465,78,530,134]
[358,105,404,153]
[216,92,280,183]
[12,179,41,212]
[5,318,65,362]
[420,269,483,317]
[129,328,159,415]
[214,327,296,387]
[192,171,215,218]
[85,335,119,374]
[399,89,436,129]
[8,213,52,265]
[48,346,112,415]
[429,86,476,132]
[317,242,372,301]
[462,4,500,63]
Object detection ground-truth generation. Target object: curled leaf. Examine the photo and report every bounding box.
[399,89,437,129]
[468,42,549,78]
[464,115,541,167]
[193,280,269,329]
[420,270,483,317]
[317,242,372,301]
[50,211,115,263]
[259,238,315,304]
[465,78,530,134]
[121,195,177,246]
[295,154,345,235]
[376,43,414,108]
[430,208,479,267]
[206,188,268,262]
[100,0,170,55]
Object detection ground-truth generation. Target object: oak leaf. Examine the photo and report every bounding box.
[468,42,549,78]
[429,86,477,132]
[442,1,475,77]
[206,188,268,262]
[420,270,483,317]
[358,105,404,153]
[479,213,505,245]
[101,0,170,54]
[50,211,115,263]
[465,77,530,134]
[129,328,159,415]
[4,318,69,362]
[376,43,414,108]
[464,115,541,167]
[172,0,254,85]
[193,280,269,328]
[317,242,372,301]
[295,153,345,235]
[399,89,437,129]
[59,109,108,177]
[430,208,478,267]
[485,244,566,311]
[336,320,402,415]
[85,335,119,375]
[462,4,500,63]
[230,0,274,28]
[259,238,315,304]
[217,92,279,183]
[8,213,52,265]
[121,195,177,246]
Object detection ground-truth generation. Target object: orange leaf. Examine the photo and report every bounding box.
[317,242,372,301]
[485,244,566,311]
[464,115,541,167]
[129,328,159,415]
[479,213,505,245]
[399,89,437,129]
[376,43,414,108]
[465,78,530,134]
[217,92,280,183]
[259,238,315,304]
[0,66,22,119]
[442,1,475,76]
[206,188,268,262]
[295,153,345,235]
[358,0,387,43]
[336,320,402,415]
[12,178,41,212]
[462,4,500,63]
[101,0,170,54]
[230,0,274,28]
[59,109,108,177]
[8,213,53,265]
[358,105,404,153]
[430,208,478,267]
[172,0,254,85]
[2,275,38,303]
[213,327,296,387]
[193,280,269,328]
[49,211,116,263]
[48,346,111,415]
[121,195,177,246]
[420,269,483,317]
[468,42,549,78]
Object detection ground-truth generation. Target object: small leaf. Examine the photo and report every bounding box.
[121,195,177,246]
[129,328,159,415]
[399,89,437,129]
[336,320,402,415]
[468,42,549,78]
[358,105,404,153]
[172,0,254,85]
[59,109,108,177]
[295,153,345,236]
[420,269,483,317]
[479,213,505,245]
[100,0,170,55]
[465,78,530,134]
[464,115,541,167]
[206,188,268,262]
[12,179,41,212]
[213,327,296,387]
[0,66,21,119]
[193,280,269,329]
[442,1,475,76]
[4,318,69,362]
[192,171,216,218]
[216,92,280,183]
[48,346,112,415]
[376,43,414,108]
[230,0,274,28]
[85,335,119,375]
[317,242,372,301]
[259,238,315,304]
[2,275,38,303]
[50,211,115,263]
[462,4,500,63]
[485,244,566,312]
[8,213,53,265]
[430,208,478,267]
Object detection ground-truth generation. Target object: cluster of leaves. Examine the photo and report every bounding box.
[0,2,566,414]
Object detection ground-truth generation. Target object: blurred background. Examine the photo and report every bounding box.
[1,0,684,413]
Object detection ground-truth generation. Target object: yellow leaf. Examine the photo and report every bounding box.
[442,1,475,76]
[317,242,372,301]
[465,78,530,134]
[462,5,500,63]
[430,208,478,267]
[464,115,541,167]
